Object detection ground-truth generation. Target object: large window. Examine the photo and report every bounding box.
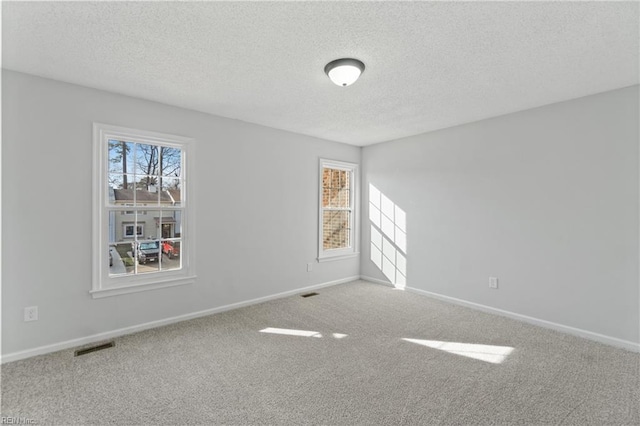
[92,123,195,298]
[318,159,358,261]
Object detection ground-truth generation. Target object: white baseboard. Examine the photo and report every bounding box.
[408,286,640,353]
[1,276,360,364]
[359,275,395,287]
[360,276,640,353]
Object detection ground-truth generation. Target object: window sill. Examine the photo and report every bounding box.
[90,275,196,299]
[317,252,359,263]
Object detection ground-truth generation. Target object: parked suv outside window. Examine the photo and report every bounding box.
[137,241,160,264]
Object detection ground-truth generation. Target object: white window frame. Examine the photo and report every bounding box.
[92,123,196,298]
[318,158,359,262]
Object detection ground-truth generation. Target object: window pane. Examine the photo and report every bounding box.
[160,240,181,271]
[161,178,181,206]
[120,221,143,240]
[109,173,124,191]
[158,211,178,239]
[136,239,160,273]
[173,211,183,237]
[108,174,131,203]
[337,188,350,208]
[322,168,333,187]
[323,168,349,208]
[134,175,160,206]
[108,211,117,244]
[143,210,161,240]
[323,210,351,250]
[135,143,160,177]
[322,187,331,208]
[329,188,339,207]
[109,174,135,207]
[160,147,182,178]
[340,169,347,188]
[108,140,134,174]
[109,243,135,276]
[327,188,349,207]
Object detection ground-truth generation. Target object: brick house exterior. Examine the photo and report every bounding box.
[322,168,351,249]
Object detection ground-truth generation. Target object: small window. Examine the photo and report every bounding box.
[93,123,195,298]
[318,159,358,261]
[123,224,144,238]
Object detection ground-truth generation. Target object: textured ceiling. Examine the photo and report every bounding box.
[3,2,638,146]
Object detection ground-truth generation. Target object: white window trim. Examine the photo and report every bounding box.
[92,123,196,298]
[318,158,359,262]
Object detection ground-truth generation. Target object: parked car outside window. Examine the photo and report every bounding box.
[162,241,179,259]
[137,241,160,264]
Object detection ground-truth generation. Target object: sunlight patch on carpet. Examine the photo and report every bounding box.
[260,327,322,338]
[260,328,349,339]
[402,338,514,364]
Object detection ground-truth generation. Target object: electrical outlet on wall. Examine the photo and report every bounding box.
[24,306,38,322]
[489,277,499,289]
[307,263,313,272]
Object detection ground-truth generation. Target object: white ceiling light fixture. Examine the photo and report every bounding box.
[324,58,365,87]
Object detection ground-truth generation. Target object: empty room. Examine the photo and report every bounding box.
[1,1,639,425]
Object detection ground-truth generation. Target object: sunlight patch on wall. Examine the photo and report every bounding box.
[402,338,514,364]
[369,184,407,288]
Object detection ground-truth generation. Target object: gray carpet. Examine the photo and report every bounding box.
[1,280,639,425]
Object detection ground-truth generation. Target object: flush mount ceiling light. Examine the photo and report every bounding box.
[324,58,365,87]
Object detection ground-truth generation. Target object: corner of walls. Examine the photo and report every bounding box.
[360,86,640,348]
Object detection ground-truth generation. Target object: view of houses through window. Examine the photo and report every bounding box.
[107,140,183,276]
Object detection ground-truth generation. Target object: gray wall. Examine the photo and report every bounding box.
[3,70,638,356]
[2,70,360,355]
[361,86,640,344]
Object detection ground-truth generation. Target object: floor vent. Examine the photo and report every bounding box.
[74,341,115,357]
[301,292,319,298]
